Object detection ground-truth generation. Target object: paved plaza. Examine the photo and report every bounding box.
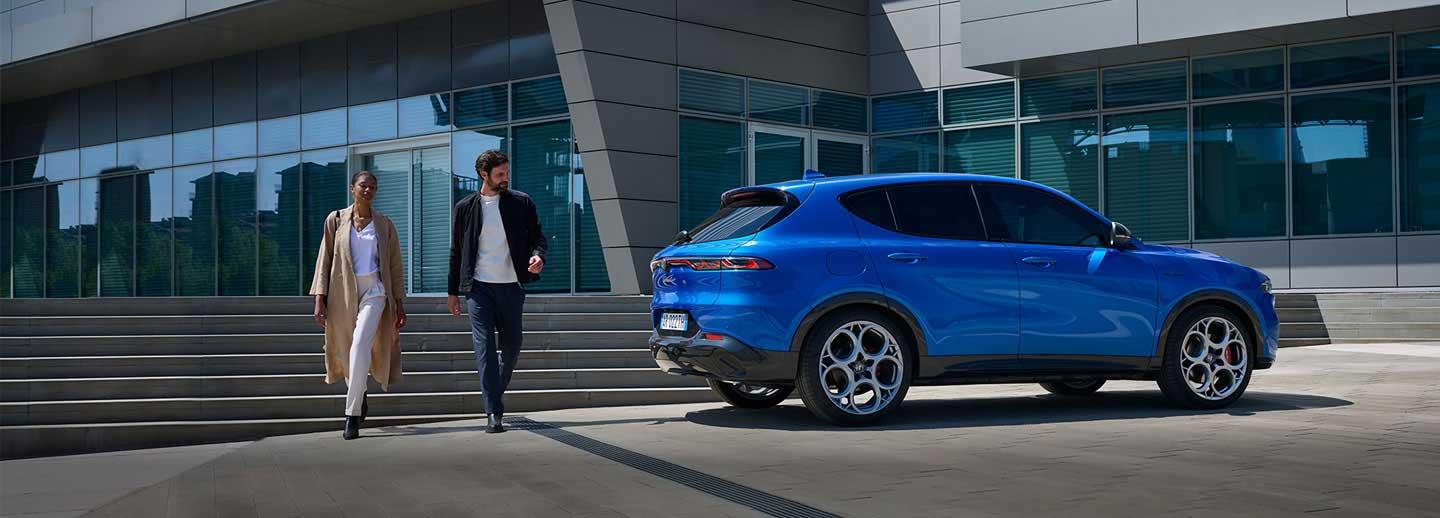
[3,343,1439,518]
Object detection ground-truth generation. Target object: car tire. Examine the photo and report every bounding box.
[706,379,793,409]
[1039,379,1106,396]
[1157,305,1255,410]
[796,308,913,426]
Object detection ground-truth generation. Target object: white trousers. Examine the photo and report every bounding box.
[347,272,386,416]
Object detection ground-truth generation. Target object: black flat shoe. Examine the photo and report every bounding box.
[360,394,368,424]
[485,414,505,434]
[344,416,360,440]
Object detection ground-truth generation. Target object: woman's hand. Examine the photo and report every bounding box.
[313,295,327,328]
[395,301,408,330]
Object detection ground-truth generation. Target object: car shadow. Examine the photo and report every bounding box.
[682,390,1353,432]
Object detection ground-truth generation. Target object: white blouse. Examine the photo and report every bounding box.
[350,222,379,276]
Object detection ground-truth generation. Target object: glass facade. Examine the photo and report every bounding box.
[0,1,607,297]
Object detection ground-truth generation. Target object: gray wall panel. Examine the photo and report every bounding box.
[92,0,185,41]
[962,0,1108,21]
[939,1,960,45]
[550,0,676,64]
[870,46,938,94]
[1,11,12,63]
[960,0,1136,68]
[593,198,677,248]
[1349,0,1440,15]
[570,100,677,156]
[187,0,251,17]
[557,51,676,110]
[870,3,936,54]
[9,2,86,61]
[1291,237,1399,288]
[939,43,1007,86]
[870,0,936,15]
[1193,241,1292,290]
[602,246,660,295]
[1137,0,1348,45]
[563,0,676,18]
[680,0,867,56]
[1398,234,1440,287]
[809,0,867,15]
[581,150,677,202]
[678,22,867,94]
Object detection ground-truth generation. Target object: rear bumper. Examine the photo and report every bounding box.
[650,332,798,385]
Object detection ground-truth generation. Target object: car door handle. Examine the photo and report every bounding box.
[887,253,927,264]
[1021,256,1057,268]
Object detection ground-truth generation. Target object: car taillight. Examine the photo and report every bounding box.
[661,257,774,271]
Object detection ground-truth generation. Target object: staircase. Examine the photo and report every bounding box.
[0,296,714,459]
[1276,291,1440,347]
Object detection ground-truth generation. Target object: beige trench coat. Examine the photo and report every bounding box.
[309,206,405,389]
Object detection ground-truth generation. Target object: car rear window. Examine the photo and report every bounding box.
[685,189,793,243]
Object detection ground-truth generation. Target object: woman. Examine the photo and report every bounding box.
[310,170,407,440]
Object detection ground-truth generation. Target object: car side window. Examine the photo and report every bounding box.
[977,184,1109,246]
[842,188,897,231]
[887,183,987,240]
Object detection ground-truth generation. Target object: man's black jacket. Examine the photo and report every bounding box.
[448,189,548,295]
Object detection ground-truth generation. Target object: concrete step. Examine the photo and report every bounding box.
[0,330,652,357]
[0,296,655,317]
[1279,337,1440,347]
[1275,307,1440,323]
[0,387,718,459]
[0,368,700,402]
[0,312,653,337]
[0,385,717,426]
[1275,292,1440,309]
[1278,322,1440,340]
[0,349,656,379]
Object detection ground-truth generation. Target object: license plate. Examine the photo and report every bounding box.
[660,312,688,332]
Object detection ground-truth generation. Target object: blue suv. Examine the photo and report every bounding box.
[650,173,1278,426]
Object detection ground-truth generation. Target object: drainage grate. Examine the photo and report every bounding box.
[507,417,842,518]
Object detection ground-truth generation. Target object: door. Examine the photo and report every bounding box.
[813,132,867,176]
[750,124,809,185]
[356,144,453,296]
[974,183,1159,367]
[848,182,1020,366]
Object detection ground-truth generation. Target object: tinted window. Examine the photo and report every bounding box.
[348,23,398,104]
[978,184,1109,247]
[398,12,452,97]
[888,184,985,240]
[843,189,895,230]
[300,34,348,112]
[258,45,301,119]
[214,53,258,125]
[452,2,509,89]
[686,192,790,244]
[80,83,118,147]
[172,62,213,132]
[116,70,172,141]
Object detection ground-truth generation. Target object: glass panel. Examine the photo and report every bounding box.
[174,128,214,166]
[347,23,398,105]
[44,149,80,182]
[749,81,808,125]
[1021,117,1100,209]
[843,189,894,231]
[1291,88,1393,236]
[872,132,940,174]
[258,116,301,155]
[1103,108,1189,242]
[414,146,453,294]
[116,70,173,141]
[301,108,347,150]
[398,12,452,97]
[42,92,80,153]
[452,128,508,202]
[511,76,567,120]
[80,82,118,147]
[172,62,213,132]
[213,52,258,126]
[0,191,10,298]
[301,148,348,285]
[301,34,348,113]
[258,44,301,119]
[977,183,1110,246]
[679,117,746,230]
[678,69,744,116]
[99,175,136,297]
[13,188,45,298]
[136,169,174,296]
[512,121,573,293]
[943,82,1014,126]
[1192,49,1284,99]
[888,183,986,240]
[1194,99,1287,240]
[82,144,118,177]
[753,131,807,185]
[943,125,1015,177]
[454,85,508,128]
[871,91,938,133]
[117,135,173,172]
[365,151,412,292]
[174,164,216,296]
[1401,83,1440,231]
[452,2,509,89]
[1103,61,1186,109]
[349,101,399,144]
[3,97,45,160]
[812,91,867,133]
[574,152,609,292]
[1290,36,1390,89]
[258,154,303,296]
[80,178,99,297]
[400,93,454,137]
[1,162,9,187]
[509,0,559,79]
[46,182,80,298]
[216,159,257,296]
[1399,30,1440,79]
[215,122,257,160]
[816,139,864,176]
[1021,71,1097,117]
[11,157,43,186]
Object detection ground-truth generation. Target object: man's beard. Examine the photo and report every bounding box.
[484,179,509,192]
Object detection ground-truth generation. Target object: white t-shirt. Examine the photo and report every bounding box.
[350,222,379,276]
[474,194,518,284]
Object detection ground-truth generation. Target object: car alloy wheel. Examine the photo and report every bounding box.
[819,321,905,416]
[1181,316,1248,401]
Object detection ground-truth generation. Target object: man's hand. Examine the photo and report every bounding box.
[447,295,463,318]
[528,255,545,274]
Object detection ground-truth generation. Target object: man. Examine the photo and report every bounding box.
[448,150,547,434]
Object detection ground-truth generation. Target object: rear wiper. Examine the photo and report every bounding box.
[673,230,692,245]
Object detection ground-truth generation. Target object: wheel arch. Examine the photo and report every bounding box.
[788,292,928,361]
[1152,289,1263,369]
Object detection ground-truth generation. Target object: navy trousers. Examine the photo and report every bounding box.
[467,281,526,416]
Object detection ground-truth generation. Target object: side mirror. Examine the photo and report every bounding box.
[1110,222,1135,249]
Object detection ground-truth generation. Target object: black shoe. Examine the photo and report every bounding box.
[344,416,360,440]
[485,414,505,434]
[360,394,369,424]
